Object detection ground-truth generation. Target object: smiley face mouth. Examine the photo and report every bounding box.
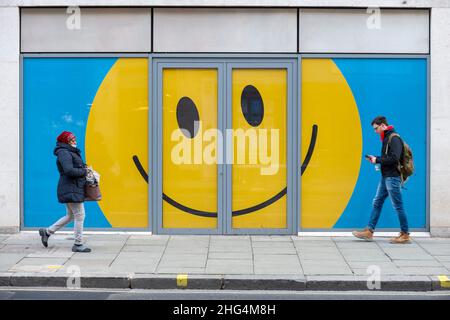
[132,125,318,217]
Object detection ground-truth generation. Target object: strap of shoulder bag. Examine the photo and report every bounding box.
[386,133,400,155]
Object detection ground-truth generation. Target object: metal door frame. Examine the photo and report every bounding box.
[152,56,298,235]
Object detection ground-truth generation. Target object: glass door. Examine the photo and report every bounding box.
[155,63,224,234]
[226,64,294,234]
[153,59,295,235]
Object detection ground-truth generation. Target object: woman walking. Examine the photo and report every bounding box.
[39,131,91,253]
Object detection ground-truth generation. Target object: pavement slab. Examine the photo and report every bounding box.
[0,254,26,272]
[114,252,162,260]
[158,254,207,269]
[393,260,445,267]
[206,259,253,274]
[57,261,113,274]
[382,248,435,261]
[63,258,115,267]
[341,255,392,263]
[210,235,250,241]
[0,244,57,254]
[252,236,293,242]
[398,267,450,276]
[292,237,332,241]
[252,247,297,255]
[155,267,206,275]
[9,257,68,273]
[351,268,404,275]
[416,245,450,256]
[125,239,168,246]
[121,245,166,253]
[301,260,353,275]
[298,252,345,261]
[0,233,449,291]
[209,243,252,253]
[435,256,450,262]
[346,261,398,268]
[110,263,159,274]
[208,252,253,260]
[334,241,380,248]
[293,240,336,248]
[26,248,74,259]
[67,253,119,260]
[83,234,130,242]
[164,245,209,254]
[254,255,303,275]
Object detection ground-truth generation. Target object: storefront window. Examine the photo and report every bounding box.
[23,57,149,229]
[301,58,427,230]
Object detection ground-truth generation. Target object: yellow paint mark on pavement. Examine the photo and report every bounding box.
[438,275,450,288]
[177,274,188,287]
[47,265,63,270]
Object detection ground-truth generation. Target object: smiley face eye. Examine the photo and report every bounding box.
[176,96,200,138]
[241,85,264,127]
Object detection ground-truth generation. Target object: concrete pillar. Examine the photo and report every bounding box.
[430,7,450,237]
[0,7,20,233]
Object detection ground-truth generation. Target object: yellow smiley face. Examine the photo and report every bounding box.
[86,58,149,228]
[86,60,353,232]
[301,58,362,229]
[160,68,290,229]
[231,69,288,229]
[161,68,219,229]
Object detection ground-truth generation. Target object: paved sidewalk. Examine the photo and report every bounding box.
[0,233,450,291]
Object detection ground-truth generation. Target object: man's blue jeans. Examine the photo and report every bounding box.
[367,176,409,233]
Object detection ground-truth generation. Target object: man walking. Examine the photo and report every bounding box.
[352,116,411,244]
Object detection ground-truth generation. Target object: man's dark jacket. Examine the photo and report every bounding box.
[375,128,404,178]
[54,142,87,203]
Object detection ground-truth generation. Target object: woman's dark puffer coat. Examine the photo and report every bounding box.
[54,142,87,203]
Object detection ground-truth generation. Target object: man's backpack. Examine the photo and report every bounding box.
[386,133,414,183]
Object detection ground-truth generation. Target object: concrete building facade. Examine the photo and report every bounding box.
[0,0,449,236]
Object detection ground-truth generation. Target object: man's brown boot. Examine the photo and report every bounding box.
[390,232,411,244]
[352,228,374,241]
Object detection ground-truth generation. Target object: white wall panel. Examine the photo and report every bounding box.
[154,8,298,52]
[21,8,151,52]
[299,9,429,53]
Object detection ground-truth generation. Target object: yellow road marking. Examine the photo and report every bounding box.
[177,274,188,287]
[438,275,450,288]
[47,265,63,269]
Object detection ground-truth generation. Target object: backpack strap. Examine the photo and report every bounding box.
[385,133,400,155]
[386,133,405,184]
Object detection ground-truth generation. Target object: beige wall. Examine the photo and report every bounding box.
[430,7,450,237]
[0,7,20,233]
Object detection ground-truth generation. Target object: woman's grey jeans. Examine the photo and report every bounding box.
[47,203,85,245]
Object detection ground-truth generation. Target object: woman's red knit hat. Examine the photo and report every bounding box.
[57,131,75,144]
